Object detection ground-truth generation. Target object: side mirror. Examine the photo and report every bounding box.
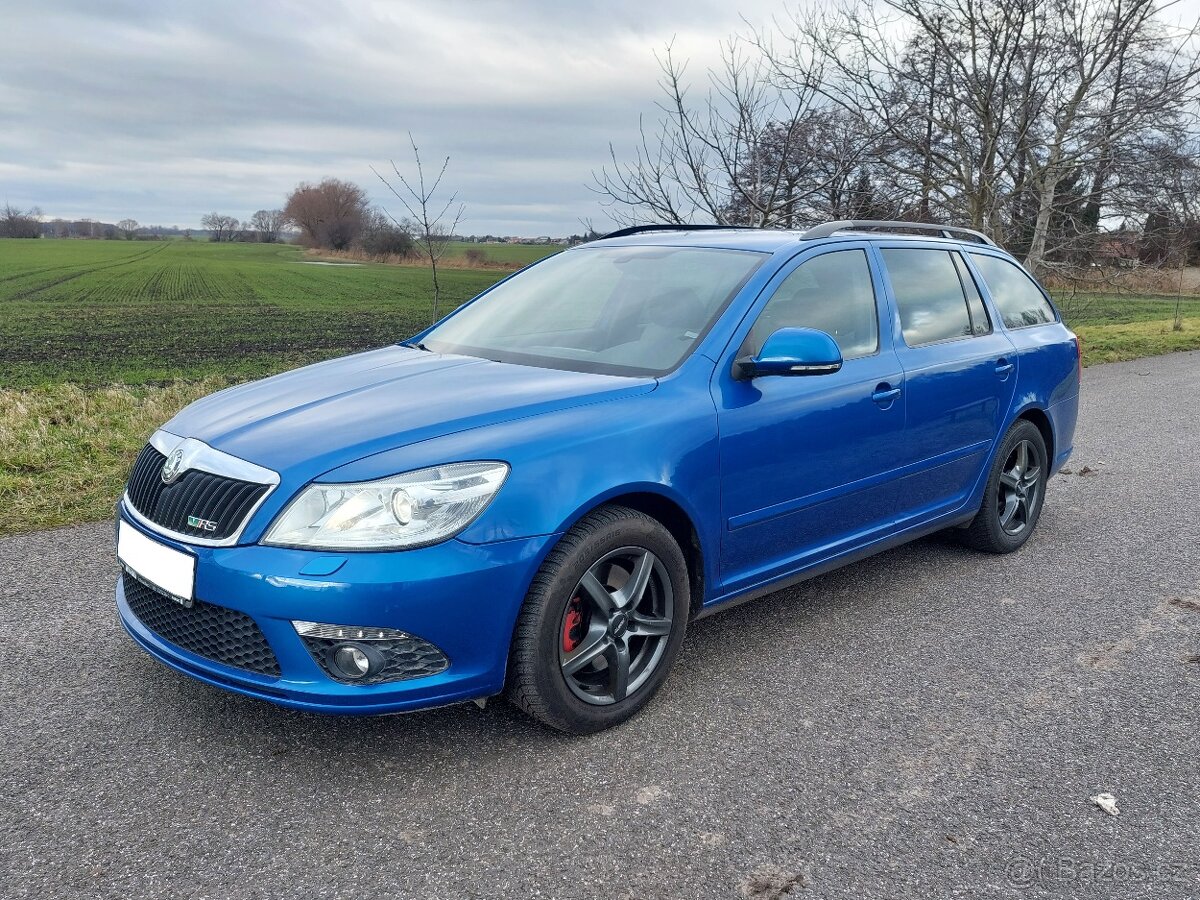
[735,327,843,379]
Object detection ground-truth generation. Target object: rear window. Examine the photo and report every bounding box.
[880,248,974,346]
[970,254,1056,329]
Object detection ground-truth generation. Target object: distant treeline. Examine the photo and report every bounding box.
[0,206,208,241]
[41,220,192,240]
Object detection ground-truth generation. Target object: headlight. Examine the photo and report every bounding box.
[262,461,509,550]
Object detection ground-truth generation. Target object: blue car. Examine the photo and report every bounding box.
[115,220,1080,733]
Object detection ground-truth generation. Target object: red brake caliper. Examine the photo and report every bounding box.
[562,595,585,653]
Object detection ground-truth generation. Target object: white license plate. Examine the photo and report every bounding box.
[118,520,196,605]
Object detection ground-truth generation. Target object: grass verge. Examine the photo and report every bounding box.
[0,379,228,537]
[1074,318,1200,364]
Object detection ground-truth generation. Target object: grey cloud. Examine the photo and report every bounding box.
[0,0,787,233]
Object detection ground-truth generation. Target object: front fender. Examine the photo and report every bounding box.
[317,360,723,584]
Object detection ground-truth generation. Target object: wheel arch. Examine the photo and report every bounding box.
[1014,405,1055,467]
[555,487,709,618]
[965,402,1057,520]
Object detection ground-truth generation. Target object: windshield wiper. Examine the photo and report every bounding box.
[400,341,431,352]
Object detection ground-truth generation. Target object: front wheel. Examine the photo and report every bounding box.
[505,505,690,734]
[958,419,1048,554]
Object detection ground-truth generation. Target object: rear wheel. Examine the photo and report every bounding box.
[958,419,1048,553]
[505,505,689,734]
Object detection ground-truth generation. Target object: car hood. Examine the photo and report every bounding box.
[164,346,656,482]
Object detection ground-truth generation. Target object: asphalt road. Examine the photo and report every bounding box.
[2,352,1198,900]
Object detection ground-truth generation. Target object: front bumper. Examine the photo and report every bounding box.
[116,503,555,714]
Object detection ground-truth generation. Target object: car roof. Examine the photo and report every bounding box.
[587,227,1000,254]
[589,228,802,253]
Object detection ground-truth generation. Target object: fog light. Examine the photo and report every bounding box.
[330,642,380,679]
[293,619,450,685]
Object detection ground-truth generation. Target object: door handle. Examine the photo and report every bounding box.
[872,384,901,405]
[995,358,1015,378]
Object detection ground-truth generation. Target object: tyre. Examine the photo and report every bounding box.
[505,505,690,734]
[958,419,1048,554]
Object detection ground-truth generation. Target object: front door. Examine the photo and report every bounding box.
[713,245,906,596]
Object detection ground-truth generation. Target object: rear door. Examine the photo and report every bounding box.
[875,243,1018,518]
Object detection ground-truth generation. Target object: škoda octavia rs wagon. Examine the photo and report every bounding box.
[116,221,1080,733]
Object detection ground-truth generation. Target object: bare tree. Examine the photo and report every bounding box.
[117,218,139,240]
[600,1,1200,277]
[283,179,369,250]
[248,208,286,243]
[722,108,899,226]
[373,135,465,322]
[1020,1,1200,271]
[776,0,1200,273]
[200,211,241,242]
[359,208,416,257]
[592,39,858,227]
[200,212,221,240]
[1,203,42,238]
[782,2,1037,236]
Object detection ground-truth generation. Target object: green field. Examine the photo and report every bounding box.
[0,239,514,387]
[5,238,1197,388]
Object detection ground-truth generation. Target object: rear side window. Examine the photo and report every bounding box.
[970,254,1056,329]
[880,248,973,346]
[745,249,878,359]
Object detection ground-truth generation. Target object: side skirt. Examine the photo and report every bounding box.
[694,508,977,621]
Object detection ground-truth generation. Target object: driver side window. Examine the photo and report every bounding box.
[745,249,879,359]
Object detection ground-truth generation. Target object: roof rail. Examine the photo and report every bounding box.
[600,224,756,240]
[800,220,996,246]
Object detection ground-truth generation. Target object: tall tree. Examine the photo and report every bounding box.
[283,179,369,250]
[778,0,1200,272]
[592,39,845,227]
[602,0,1200,275]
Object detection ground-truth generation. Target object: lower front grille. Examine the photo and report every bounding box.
[122,572,281,677]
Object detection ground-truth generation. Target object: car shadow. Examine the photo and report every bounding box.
[142,532,992,767]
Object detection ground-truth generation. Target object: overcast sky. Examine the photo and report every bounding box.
[1,0,796,235]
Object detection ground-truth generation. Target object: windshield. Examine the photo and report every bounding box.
[420,245,766,376]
